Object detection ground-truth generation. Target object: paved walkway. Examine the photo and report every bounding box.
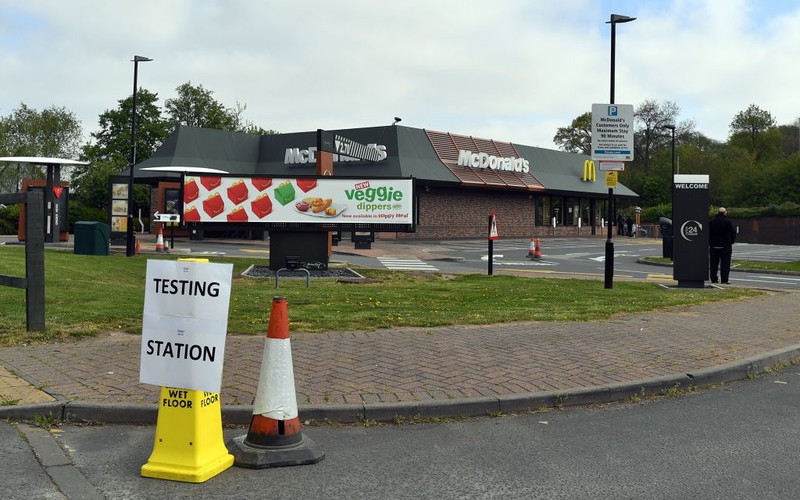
[1,237,800,423]
[2,289,799,422]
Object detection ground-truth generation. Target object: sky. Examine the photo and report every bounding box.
[2,0,800,153]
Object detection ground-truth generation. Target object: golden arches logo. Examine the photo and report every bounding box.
[582,160,596,182]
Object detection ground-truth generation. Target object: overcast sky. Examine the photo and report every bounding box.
[2,0,799,152]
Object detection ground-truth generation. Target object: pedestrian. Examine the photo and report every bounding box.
[625,216,633,237]
[617,215,624,235]
[709,207,737,284]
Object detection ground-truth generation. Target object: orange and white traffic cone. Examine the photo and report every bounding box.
[135,237,141,255]
[155,226,167,253]
[526,237,536,259]
[227,296,324,469]
[533,238,542,260]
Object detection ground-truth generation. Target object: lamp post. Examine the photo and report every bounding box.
[603,13,636,289]
[126,55,153,257]
[662,124,676,259]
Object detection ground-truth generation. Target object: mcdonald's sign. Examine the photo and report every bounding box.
[582,160,597,182]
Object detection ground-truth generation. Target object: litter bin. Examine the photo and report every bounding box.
[74,221,110,255]
[659,217,673,259]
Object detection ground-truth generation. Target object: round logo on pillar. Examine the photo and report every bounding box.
[680,220,703,241]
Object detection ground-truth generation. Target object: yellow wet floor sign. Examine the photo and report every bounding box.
[140,386,233,482]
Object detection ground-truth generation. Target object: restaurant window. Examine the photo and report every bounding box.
[551,197,564,226]
[536,196,550,226]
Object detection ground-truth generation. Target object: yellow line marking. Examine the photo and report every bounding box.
[646,274,675,280]
[240,249,269,254]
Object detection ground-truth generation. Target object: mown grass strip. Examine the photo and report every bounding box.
[0,246,762,345]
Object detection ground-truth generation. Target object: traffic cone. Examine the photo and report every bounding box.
[135,237,141,255]
[526,237,536,259]
[533,238,542,260]
[227,296,324,469]
[155,226,166,253]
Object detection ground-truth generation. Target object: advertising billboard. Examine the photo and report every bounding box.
[182,175,414,229]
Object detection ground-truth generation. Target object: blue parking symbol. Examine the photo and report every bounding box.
[608,106,618,116]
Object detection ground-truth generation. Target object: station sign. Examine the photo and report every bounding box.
[139,259,233,393]
[591,103,635,162]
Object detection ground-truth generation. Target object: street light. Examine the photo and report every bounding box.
[126,55,153,257]
[603,13,636,289]
[661,124,676,260]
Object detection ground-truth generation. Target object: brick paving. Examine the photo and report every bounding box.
[1,290,799,408]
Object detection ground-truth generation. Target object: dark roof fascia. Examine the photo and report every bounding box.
[513,143,639,198]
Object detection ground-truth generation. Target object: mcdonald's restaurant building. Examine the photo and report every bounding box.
[132,125,638,240]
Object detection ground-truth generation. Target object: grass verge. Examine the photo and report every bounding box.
[0,246,763,345]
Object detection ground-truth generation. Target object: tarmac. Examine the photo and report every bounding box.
[2,235,800,425]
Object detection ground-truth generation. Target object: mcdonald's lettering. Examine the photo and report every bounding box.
[582,160,596,182]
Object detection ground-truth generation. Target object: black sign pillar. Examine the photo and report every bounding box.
[672,174,710,288]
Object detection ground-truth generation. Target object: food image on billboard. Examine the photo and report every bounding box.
[182,176,413,226]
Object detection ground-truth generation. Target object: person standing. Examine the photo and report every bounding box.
[709,207,737,284]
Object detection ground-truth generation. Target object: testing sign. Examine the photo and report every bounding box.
[139,260,233,393]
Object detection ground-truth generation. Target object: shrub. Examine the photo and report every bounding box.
[67,202,107,232]
[0,203,20,234]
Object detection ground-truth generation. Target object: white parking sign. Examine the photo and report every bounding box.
[591,103,634,162]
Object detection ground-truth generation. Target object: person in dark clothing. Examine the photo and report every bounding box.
[625,216,633,237]
[617,215,624,235]
[709,207,737,284]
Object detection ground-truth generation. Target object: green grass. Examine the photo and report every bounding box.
[643,256,800,273]
[0,246,762,345]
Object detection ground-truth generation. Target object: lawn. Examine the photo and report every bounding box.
[0,246,762,346]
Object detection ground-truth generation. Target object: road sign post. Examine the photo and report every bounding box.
[592,103,635,289]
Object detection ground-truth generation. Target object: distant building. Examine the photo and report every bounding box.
[127,125,637,240]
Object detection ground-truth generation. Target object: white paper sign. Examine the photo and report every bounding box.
[139,259,233,392]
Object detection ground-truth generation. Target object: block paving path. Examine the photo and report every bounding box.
[1,290,799,409]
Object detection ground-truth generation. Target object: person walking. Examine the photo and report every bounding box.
[625,216,633,237]
[709,207,737,284]
[617,214,624,236]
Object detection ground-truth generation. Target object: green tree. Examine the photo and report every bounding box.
[632,99,682,173]
[0,103,82,191]
[553,112,591,155]
[729,104,778,160]
[74,88,170,210]
[165,82,238,131]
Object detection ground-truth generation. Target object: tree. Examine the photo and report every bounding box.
[729,104,778,159]
[0,103,83,191]
[164,82,238,131]
[74,89,170,210]
[632,99,681,173]
[553,112,591,155]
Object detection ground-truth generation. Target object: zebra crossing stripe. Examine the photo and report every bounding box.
[377,257,438,271]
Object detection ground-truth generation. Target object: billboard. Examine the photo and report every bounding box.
[182,175,414,228]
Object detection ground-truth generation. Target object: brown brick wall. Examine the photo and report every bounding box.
[397,187,605,239]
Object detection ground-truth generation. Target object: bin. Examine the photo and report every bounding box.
[658,217,673,259]
[74,221,110,256]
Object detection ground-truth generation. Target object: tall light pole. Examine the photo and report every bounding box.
[126,55,153,257]
[603,13,636,289]
[662,124,676,260]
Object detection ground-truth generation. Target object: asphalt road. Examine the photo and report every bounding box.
[340,238,800,289]
[5,370,800,499]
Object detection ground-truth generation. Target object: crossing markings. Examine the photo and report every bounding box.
[377,257,439,272]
